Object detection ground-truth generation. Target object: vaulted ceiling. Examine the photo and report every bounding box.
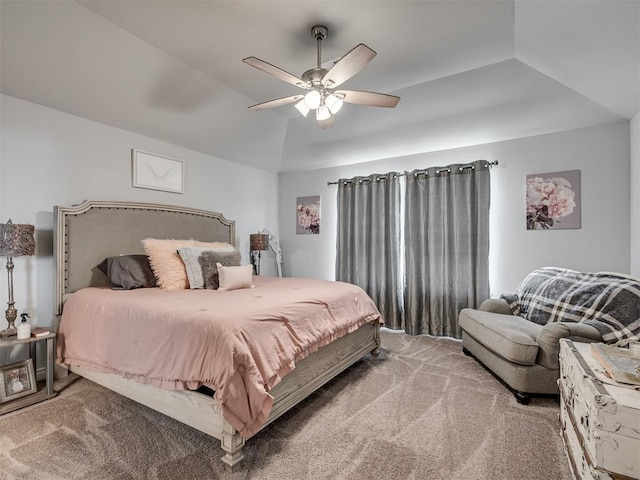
[1,1,638,173]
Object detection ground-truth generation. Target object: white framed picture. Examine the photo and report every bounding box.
[132,149,184,194]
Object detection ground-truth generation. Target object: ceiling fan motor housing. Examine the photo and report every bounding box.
[301,68,328,87]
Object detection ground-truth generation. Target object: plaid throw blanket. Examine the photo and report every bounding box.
[501,267,640,345]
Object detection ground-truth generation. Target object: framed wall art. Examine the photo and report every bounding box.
[296,195,320,234]
[0,359,37,403]
[132,149,184,194]
[526,169,581,230]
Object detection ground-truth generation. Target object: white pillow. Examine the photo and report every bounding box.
[177,246,235,289]
[216,263,254,291]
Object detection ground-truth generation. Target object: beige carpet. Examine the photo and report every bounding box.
[0,330,571,480]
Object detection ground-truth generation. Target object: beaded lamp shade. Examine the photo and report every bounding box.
[0,220,36,257]
[249,233,270,251]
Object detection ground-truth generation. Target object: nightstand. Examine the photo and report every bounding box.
[0,332,57,414]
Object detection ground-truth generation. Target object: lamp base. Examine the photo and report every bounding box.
[250,250,262,275]
[0,325,17,338]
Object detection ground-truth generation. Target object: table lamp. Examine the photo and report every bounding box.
[0,219,36,337]
[249,233,269,275]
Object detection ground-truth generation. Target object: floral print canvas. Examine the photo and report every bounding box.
[526,170,581,230]
[296,195,320,234]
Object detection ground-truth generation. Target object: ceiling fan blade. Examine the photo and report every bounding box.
[248,94,304,111]
[317,114,335,129]
[322,44,376,88]
[336,90,400,108]
[243,57,308,89]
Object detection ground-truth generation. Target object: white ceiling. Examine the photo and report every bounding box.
[1,1,638,173]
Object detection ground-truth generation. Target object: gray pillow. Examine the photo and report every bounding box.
[177,246,235,289]
[201,250,242,289]
[97,255,156,290]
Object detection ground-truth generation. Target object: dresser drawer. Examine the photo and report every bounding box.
[560,396,619,480]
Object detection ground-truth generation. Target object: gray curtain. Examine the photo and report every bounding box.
[404,160,490,337]
[336,173,403,327]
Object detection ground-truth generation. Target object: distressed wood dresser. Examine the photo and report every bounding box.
[559,339,640,480]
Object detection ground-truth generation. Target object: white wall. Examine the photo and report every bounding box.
[631,111,640,277]
[279,122,630,296]
[0,94,280,337]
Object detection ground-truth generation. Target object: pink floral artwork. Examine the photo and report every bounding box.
[296,196,320,234]
[526,170,581,230]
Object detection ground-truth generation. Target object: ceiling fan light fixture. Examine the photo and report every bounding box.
[325,93,343,114]
[243,24,400,129]
[316,105,331,121]
[295,99,311,117]
[304,90,321,109]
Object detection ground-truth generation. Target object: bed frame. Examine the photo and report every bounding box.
[53,200,380,471]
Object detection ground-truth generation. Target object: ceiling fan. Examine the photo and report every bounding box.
[243,25,400,129]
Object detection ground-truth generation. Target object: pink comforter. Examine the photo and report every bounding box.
[57,276,382,437]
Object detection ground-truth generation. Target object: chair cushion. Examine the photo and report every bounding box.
[459,309,542,366]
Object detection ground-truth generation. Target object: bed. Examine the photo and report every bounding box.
[54,200,381,471]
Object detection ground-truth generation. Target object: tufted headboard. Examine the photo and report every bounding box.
[53,200,235,314]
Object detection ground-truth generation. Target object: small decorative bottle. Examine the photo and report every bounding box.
[16,313,31,340]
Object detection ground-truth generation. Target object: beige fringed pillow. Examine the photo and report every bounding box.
[142,238,234,290]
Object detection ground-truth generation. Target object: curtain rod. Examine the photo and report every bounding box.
[326,160,498,186]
